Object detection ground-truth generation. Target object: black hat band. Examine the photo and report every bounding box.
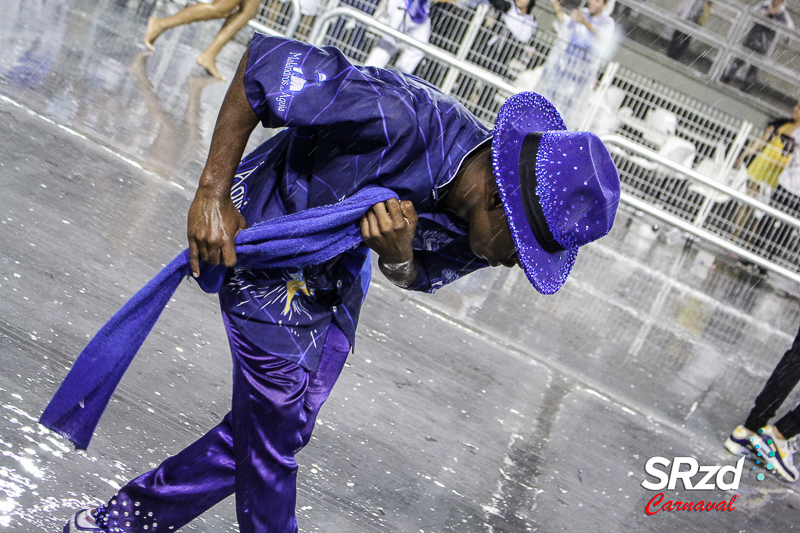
[518,132,566,254]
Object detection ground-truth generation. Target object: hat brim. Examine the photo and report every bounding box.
[491,92,576,295]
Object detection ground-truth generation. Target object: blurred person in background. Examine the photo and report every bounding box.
[730,100,800,261]
[536,0,615,128]
[720,0,793,93]
[363,0,536,77]
[750,101,800,261]
[667,0,713,61]
[476,0,538,75]
[363,0,434,74]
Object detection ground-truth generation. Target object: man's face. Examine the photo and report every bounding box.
[469,198,519,268]
[465,158,519,268]
[455,146,519,269]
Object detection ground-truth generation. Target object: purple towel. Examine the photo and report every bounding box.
[41,186,397,449]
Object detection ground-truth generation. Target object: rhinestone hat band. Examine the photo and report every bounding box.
[518,132,567,254]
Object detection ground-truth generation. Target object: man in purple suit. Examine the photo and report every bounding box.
[62,34,620,532]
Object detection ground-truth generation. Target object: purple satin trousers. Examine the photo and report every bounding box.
[100,315,351,533]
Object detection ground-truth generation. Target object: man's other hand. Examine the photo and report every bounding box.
[359,198,418,264]
[187,187,248,277]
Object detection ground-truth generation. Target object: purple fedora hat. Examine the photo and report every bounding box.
[492,92,621,295]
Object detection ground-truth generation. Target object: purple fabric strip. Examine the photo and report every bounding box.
[40,186,396,450]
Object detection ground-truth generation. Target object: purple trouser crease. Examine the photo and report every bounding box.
[100,319,350,533]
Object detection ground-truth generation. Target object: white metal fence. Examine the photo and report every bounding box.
[247,0,800,114]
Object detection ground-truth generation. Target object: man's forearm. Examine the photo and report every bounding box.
[186,48,259,276]
[198,49,261,195]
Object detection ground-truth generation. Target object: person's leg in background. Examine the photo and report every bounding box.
[144,0,242,51]
[393,15,431,74]
[143,0,257,80]
[726,323,800,481]
[293,0,322,42]
[196,0,260,80]
[363,37,397,69]
[667,30,691,60]
[720,57,742,84]
[742,64,760,93]
[744,324,800,433]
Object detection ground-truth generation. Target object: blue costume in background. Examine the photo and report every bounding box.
[92,34,493,533]
[536,7,614,128]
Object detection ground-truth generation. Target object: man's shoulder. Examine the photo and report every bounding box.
[367,68,489,134]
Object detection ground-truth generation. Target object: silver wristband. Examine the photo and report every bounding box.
[379,259,416,288]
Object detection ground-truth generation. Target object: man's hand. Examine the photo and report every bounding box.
[360,199,419,288]
[187,187,248,277]
[360,199,418,263]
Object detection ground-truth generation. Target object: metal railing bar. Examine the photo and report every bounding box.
[439,3,488,94]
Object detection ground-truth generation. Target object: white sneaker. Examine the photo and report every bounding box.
[756,426,800,483]
[724,425,757,457]
[63,509,103,532]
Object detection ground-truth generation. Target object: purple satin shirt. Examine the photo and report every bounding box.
[220,34,491,371]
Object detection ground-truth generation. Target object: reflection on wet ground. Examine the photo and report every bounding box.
[0,0,271,188]
[2,0,800,531]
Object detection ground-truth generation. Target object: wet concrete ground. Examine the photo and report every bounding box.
[3,0,800,532]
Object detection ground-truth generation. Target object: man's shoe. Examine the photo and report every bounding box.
[724,425,757,457]
[63,509,104,532]
[756,426,800,483]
